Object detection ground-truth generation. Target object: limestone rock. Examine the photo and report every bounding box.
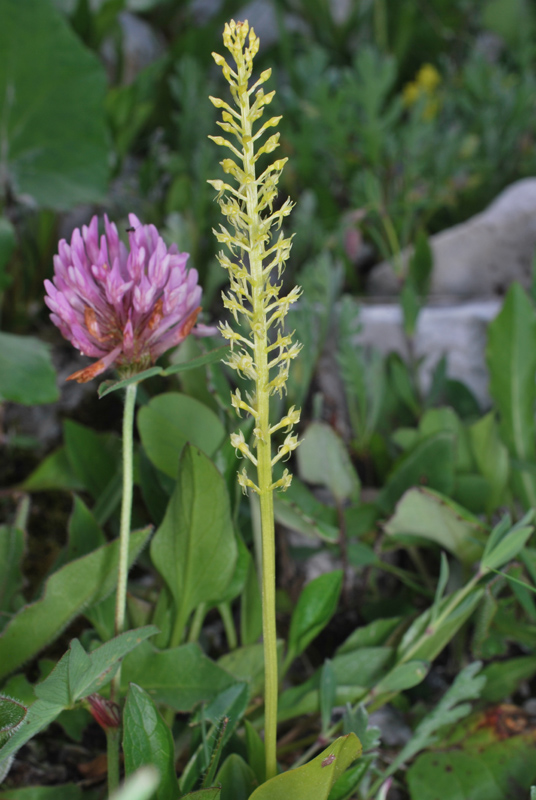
[355,301,502,407]
[368,178,536,298]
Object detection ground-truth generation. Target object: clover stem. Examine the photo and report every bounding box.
[111,381,138,701]
[107,727,121,794]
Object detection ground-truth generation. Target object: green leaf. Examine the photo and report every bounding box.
[98,367,164,398]
[327,759,371,800]
[400,280,420,337]
[121,641,238,711]
[384,487,485,565]
[387,353,420,417]
[0,785,87,800]
[244,720,265,785]
[150,445,237,630]
[397,589,484,664]
[19,447,84,492]
[67,627,158,702]
[469,412,510,512]
[181,791,220,800]
[138,393,225,479]
[201,682,249,747]
[378,432,455,513]
[372,660,429,695]
[33,650,70,706]
[0,695,26,746]
[486,283,536,508]
[215,754,258,800]
[248,734,362,800]
[481,511,534,572]
[418,407,473,472]
[0,217,15,288]
[215,534,250,605]
[123,684,179,800]
[0,527,151,680]
[0,0,108,208]
[342,704,381,752]
[408,229,433,296]
[0,333,58,405]
[481,655,536,702]
[279,647,396,722]
[218,643,265,697]
[297,423,360,503]
[63,495,106,564]
[0,695,64,766]
[320,659,337,734]
[407,703,536,800]
[336,618,402,656]
[161,345,230,376]
[332,648,394,692]
[240,555,263,646]
[63,420,121,500]
[0,525,25,624]
[181,684,249,794]
[285,571,343,668]
[388,662,486,781]
[337,296,386,452]
[274,478,339,543]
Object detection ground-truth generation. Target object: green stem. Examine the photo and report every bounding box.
[106,726,121,794]
[188,603,207,644]
[218,602,238,650]
[381,212,403,278]
[258,481,278,779]
[373,0,388,51]
[169,601,189,649]
[112,381,138,700]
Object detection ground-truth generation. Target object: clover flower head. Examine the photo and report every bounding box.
[45,214,204,382]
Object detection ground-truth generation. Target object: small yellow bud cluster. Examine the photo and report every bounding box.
[209,20,301,495]
[402,63,442,121]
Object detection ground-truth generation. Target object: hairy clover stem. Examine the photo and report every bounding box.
[209,20,302,780]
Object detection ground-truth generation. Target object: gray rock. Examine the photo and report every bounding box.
[368,178,536,298]
[101,11,166,85]
[355,301,501,407]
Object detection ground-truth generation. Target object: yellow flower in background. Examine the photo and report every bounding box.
[417,63,441,92]
[403,63,442,120]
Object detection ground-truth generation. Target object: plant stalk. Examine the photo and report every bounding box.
[106,726,121,795]
[242,77,279,781]
[112,381,138,700]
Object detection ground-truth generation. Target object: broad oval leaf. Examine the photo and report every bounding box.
[1,0,109,208]
[248,734,362,800]
[150,445,237,633]
[384,487,485,565]
[285,571,343,668]
[123,684,179,800]
[0,527,151,681]
[486,283,536,508]
[378,432,455,513]
[297,422,360,503]
[121,641,238,712]
[215,753,258,800]
[0,333,58,405]
[138,393,225,479]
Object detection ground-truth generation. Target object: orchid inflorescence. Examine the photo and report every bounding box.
[209,19,302,495]
[45,214,204,383]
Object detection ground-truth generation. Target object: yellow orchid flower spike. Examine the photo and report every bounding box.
[208,19,302,779]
